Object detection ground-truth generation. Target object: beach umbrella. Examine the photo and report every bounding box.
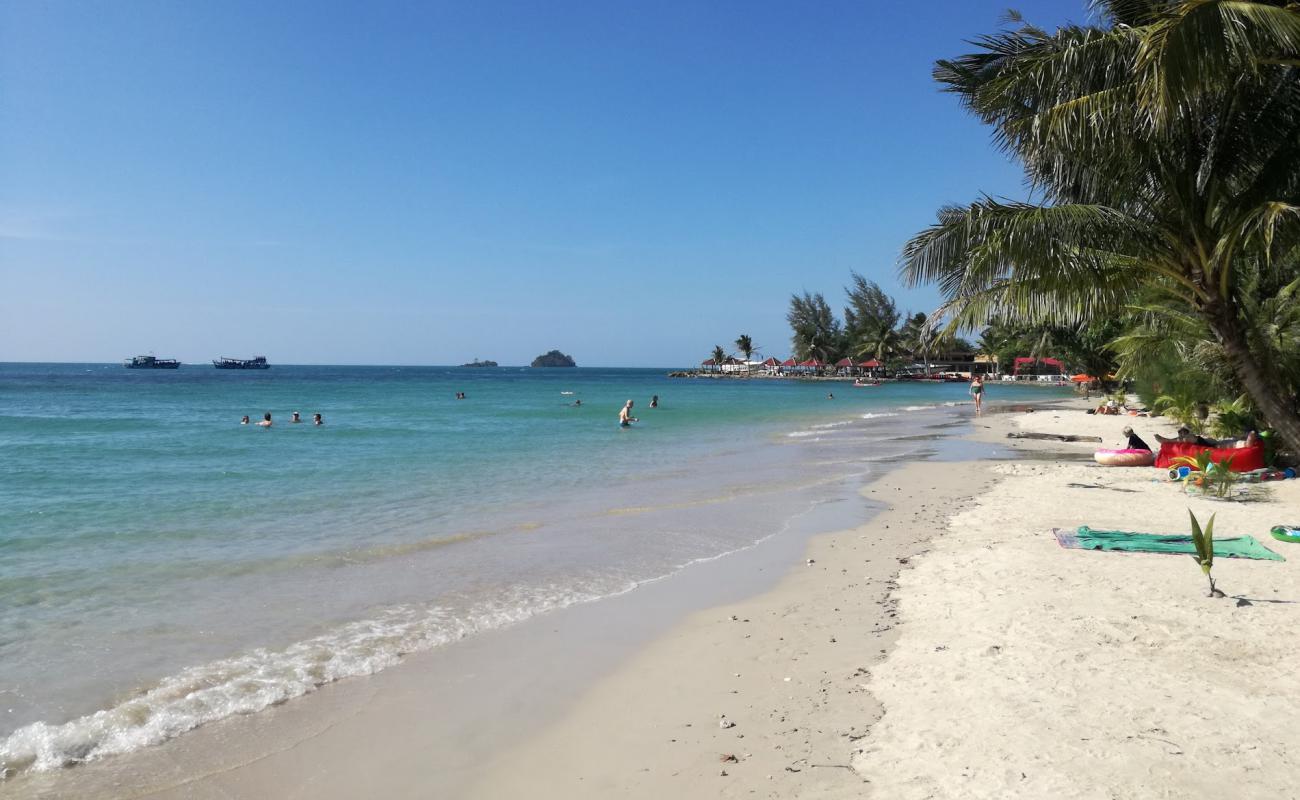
[1070,374,1094,383]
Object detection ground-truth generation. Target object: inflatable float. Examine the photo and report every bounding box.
[1094,448,1156,467]
[1271,526,1300,544]
[1154,441,1266,471]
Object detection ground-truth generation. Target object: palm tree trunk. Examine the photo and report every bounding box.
[1205,303,1300,454]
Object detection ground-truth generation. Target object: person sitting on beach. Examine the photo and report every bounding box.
[1122,425,1151,451]
[619,400,637,427]
[291,411,302,424]
[313,413,323,426]
[240,415,250,425]
[1094,400,1120,415]
[650,395,659,408]
[256,412,273,428]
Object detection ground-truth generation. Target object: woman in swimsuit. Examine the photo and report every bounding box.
[970,375,984,412]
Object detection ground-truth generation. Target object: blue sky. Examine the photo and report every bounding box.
[1,1,1086,366]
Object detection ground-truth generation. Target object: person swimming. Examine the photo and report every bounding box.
[650,395,659,408]
[827,393,834,400]
[619,399,638,427]
[313,413,323,426]
[572,399,582,407]
[256,412,273,428]
[291,411,302,424]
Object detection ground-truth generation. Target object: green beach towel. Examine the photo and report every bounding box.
[1053,527,1284,562]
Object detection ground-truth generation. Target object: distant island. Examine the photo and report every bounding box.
[460,359,498,368]
[530,350,576,368]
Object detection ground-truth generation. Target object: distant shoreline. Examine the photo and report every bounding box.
[668,370,1076,387]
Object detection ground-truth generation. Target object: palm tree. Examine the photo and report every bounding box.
[901,1,1300,450]
[854,319,900,363]
[897,313,936,375]
[735,334,755,373]
[711,344,727,374]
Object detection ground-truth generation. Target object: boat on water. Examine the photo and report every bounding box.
[212,356,270,370]
[124,355,181,369]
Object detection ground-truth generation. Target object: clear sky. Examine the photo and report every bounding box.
[1,0,1086,367]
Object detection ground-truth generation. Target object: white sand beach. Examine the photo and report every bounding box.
[855,405,1300,799]
[471,402,1300,799]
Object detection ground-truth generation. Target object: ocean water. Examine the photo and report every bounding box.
[0,363,1066,777]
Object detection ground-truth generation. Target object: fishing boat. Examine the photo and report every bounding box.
[212,356,270,370]
[124,355,181,369]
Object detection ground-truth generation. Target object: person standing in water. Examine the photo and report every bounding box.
[291,411,302,423]
[619,400,638,427]
[649,395,659,408]
[969,374,985,412]
[240,415,250,425]
[256,412,273,428]
[313,413,323,426]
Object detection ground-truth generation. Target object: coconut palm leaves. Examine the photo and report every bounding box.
[904,0,1300,451]
[734,334,755,369]
[711,344,727,367]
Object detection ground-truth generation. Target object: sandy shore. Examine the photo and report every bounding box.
[855,405,1300,798]
[467,459,988,799]
[470,402,1300,799]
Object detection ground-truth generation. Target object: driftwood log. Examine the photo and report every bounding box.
[1006,432,1103,443]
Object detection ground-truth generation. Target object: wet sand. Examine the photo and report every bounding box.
[465,460,984,799]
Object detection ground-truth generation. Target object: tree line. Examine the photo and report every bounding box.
[785,274,964,368]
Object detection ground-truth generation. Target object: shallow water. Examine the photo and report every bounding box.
[0,363,1066,775]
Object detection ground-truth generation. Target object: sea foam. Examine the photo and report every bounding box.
[0,585,610,777]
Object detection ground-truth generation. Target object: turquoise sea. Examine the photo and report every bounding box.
[0,363,1066,777]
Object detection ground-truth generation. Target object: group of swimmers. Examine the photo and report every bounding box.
[240,411,323,427]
